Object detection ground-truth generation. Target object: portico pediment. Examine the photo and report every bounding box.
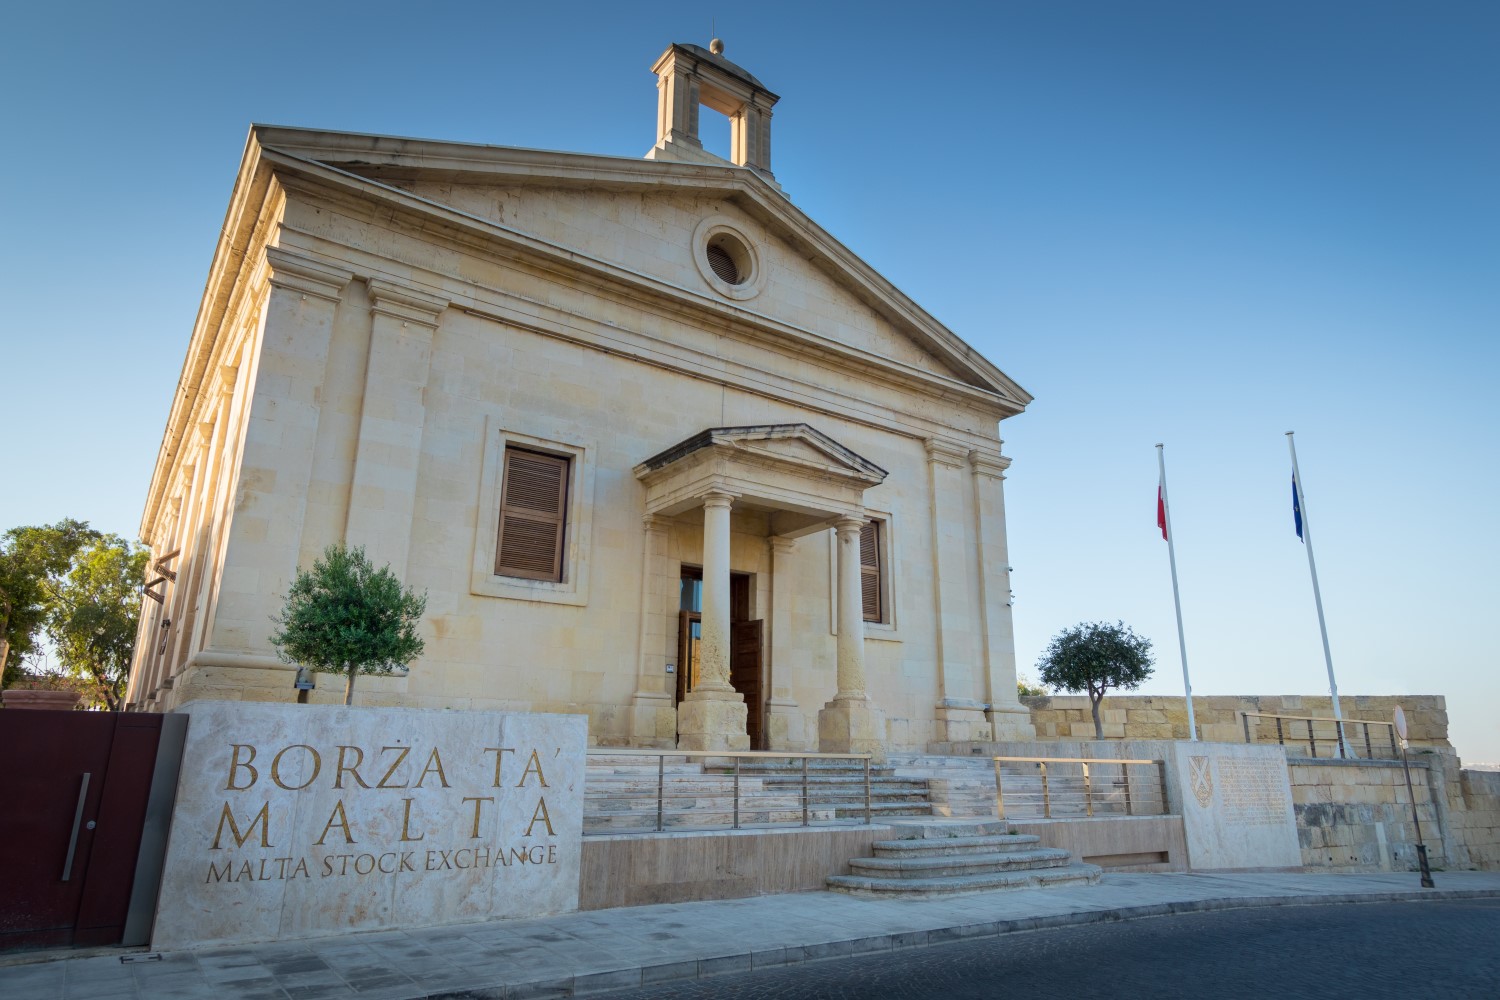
[634,424,886,532]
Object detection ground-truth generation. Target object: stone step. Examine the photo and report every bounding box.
[849,847,1073,880]
[823,802,932,818]
[870,833,1043,857]
[880,819,1011,839]
[826,863,1102,898]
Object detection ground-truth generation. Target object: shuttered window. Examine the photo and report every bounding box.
[860,520,883,623]
[495,448,568,582]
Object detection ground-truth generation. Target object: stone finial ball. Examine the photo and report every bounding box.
[709,38,724,55]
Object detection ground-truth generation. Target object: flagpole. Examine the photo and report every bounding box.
[1156,444,1196,741]
[1286,431,1346,757]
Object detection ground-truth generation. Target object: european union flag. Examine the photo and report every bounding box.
[1292,475,1303,541]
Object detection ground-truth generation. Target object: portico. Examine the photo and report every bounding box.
[628,425,888,756]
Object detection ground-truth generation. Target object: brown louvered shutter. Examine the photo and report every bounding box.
[496,448,568,581]
[860,520,882,623]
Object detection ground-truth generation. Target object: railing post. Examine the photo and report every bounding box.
[1308,719,1317,758]
[733,755,741,830]
[1156,761,1169,816]
[801,756,810,827]
[1242,712,1251,744]
[993,757,1006,820]
[1336,721,1348,759]
[1363,723,1373,760]
[1040,762,1051,818]
[863,756,872,825]
[1123,764,1134,816]
[656,754,665,832]
[1389,724,1398,759]
[1082,762,1093,817]
[1275,716,1285,746]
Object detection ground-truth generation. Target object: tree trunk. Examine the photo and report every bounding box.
[344,665,355,706]
[1091,690,1104,739]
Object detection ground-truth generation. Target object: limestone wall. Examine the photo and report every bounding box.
[1021,694,1450,748]
[1288,759,1443,871]
[1452,767,1500,869]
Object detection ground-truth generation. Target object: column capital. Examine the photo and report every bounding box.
[925,438,969,469]
[769,535,797,554]
[968,450,1012,479]
[263,247,353,303]
[368,278,449,329]
[642,513,671,534]
[701,490,736,511]
[833,514,867,537]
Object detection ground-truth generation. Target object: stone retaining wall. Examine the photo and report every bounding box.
[1019,694,1450,747]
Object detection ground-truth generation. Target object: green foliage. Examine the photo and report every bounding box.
[44,535,150,710]
[1016,675,1047,698]
[270,543,427,705]
[1036,620,1154,738]
[1,519,103,688]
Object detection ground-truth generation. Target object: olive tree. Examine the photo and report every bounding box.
[1037,620,1154,739]
[270,543,426,705]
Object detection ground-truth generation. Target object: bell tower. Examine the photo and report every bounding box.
[647,39,780,185]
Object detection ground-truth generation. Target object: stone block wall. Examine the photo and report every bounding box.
[1452,767,1500,869]
[1289,759,1442,871]
[1020,694,1450,749]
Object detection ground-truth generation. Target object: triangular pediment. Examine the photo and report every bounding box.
[248,125,1032,410]
[636,424,886,486]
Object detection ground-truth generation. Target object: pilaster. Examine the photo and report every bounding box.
[343,278,449,579]
[970,449,1035,740]
[764,535,807,750]
[926,438,989,742]
[629,515,677,747]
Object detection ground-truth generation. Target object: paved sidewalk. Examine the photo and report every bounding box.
[3,870,1498,1000]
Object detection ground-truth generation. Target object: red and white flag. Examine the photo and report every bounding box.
[1157,483,1168,540]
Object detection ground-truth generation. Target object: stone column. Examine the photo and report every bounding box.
[970,450,1036,740]
[628,515,676,747]
[819,516,886,760]
[676,491,748,751]
[832,516,868,700]
[927,438,991,744]
[343,279,448,579]
[764,536,807,750]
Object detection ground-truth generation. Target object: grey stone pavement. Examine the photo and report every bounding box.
[3,870,1498,1000]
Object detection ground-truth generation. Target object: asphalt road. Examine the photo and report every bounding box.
[590,898,1500,999]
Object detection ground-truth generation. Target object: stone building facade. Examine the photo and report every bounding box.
[124,41,1036,754]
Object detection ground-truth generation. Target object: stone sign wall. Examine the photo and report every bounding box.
[152,701,586,949]
[1173,743,1301,870]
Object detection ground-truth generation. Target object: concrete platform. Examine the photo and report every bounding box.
[2,871,1498,999]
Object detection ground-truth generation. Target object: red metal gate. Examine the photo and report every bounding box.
[0,709,184,952]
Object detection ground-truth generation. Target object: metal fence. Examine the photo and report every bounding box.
[993,757,1170,820]
[1240,711,1399,760]
[584,749,874,835]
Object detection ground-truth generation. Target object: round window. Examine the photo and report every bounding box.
[706,234,749,285]
[692,217,765,300]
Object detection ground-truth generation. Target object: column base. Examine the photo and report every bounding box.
[627,692,678,749]
[765,698,809,751]
[986,702,1037,741]
[677,691,749,751]
[818,696,887,762]
[934,703,992,744]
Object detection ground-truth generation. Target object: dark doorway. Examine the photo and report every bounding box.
[678,567,765,749]
[0,710,184,952]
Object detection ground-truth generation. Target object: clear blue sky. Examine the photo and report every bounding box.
[2,2,1496,761]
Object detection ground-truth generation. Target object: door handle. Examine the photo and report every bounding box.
[61,772,92,882]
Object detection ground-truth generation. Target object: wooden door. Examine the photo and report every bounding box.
[0,710,174,951]
[730,619,764,750]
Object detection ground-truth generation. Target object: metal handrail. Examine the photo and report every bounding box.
[1240,711,1399,760]
[991,756,1170,820]
[584,749,874,835]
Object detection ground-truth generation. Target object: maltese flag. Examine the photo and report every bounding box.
[1157,483,1168,541]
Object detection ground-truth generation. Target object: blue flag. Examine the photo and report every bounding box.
[1292,475,1303,541]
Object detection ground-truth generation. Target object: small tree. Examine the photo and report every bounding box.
[270,543,426,706]
[1037,620,1154,739]
[1,519,101,687]
[1016,675,1047,698]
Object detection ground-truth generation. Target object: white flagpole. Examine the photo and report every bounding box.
[1156,444,1196,741]
[1286,431,1346,757]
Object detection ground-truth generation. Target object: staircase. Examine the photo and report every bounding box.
[583,754,933,834]
[826,819,1102,897]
